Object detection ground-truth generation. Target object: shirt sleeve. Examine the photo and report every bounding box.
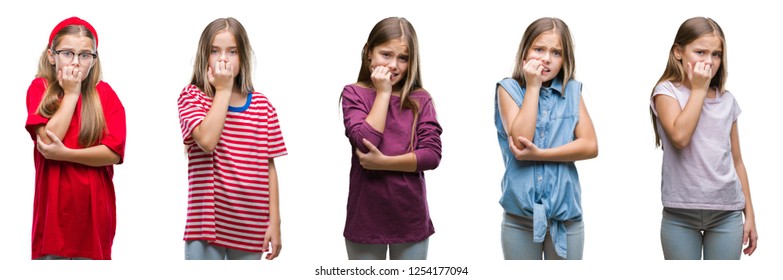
[413,94,443,172]
[341,85,383,153]
[178,85,207,146]
[730,91,742,122]
[265,96,288,158]
[650,81,676,117]
[97,82,127,164]
[25,78,49,141]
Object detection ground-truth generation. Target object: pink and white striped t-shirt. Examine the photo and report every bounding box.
[178,85,287,252]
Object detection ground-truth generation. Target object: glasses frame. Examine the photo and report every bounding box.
[52,49,97,64]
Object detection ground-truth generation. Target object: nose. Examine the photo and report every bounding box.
[218,51,228,62]
[387,58,398,70]
[541,52,551,63]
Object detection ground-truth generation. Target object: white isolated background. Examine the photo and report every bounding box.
[0,0,779,279]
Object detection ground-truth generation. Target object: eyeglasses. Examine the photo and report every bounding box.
[53,50,97,64]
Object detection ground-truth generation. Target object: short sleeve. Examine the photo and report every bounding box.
[265,96,287,158]
[729,91,742,122]
[177,85,208,146]
[25,78,49,140]
[650,81,677,117]
[97,81,127,164]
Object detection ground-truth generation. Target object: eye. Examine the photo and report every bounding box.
[399,56,409,62]
[210,49,218,54]
[78,52,92,59]
[712,52,722,58]
[553,50,562,57]
[695,50,704,55]
[534,48,543,53]
[229,49,238,55]
[382,53,391,58]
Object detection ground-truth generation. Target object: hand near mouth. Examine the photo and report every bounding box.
[686,61,712,92]
[370,65,393,95]
[522,59,545,88]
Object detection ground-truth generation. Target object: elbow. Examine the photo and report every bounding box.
[196,140,217,154]
[586,141,599,159]
[670,136,691,150]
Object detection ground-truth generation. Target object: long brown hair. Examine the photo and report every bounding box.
[190,17,255,98]
[36,24,105,147]
[512,17,576,93]
[650,17,727,148]
[356,17,424,151]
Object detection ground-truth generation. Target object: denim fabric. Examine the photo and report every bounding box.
[661,207,743,260]
[185,240,262,260]
[495,77,583,258]
[345,238,429,260]
[501,212,583,260]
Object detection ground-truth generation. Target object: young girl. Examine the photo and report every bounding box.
[178,17,287,260]
[340,17,442,260]
[25,17,126,260]
[495,17,597,260]
[650,17,758,260]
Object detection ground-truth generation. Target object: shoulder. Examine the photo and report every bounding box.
[250,91,273,106]
[342,83,371,99]
[96,81,124,105]
[27,77,47,96]
[410,88,434,103]
[497,77,520,90]
[180,84,206,99]
[653,80,677,95]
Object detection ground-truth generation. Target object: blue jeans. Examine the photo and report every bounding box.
[660,207,743,260]
[501,212,584,260]
[185,240,263,260]
[345,238,429,260]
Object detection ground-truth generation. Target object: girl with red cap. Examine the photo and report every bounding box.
[25,17,126,260]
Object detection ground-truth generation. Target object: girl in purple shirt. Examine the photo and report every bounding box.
[340,17,442,260]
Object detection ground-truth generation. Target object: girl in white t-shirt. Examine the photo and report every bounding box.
[649,17,757,260]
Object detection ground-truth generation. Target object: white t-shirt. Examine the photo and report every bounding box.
[650,80,745,210]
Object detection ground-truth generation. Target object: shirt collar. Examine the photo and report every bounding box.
[542,77,566,98]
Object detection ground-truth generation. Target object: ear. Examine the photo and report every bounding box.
[673,44,683,60]
[47,49,55,66]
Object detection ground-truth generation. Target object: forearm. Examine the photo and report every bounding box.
[374,152,418,172]
[192,90,231,153]
[61,145,120,167]
[509,86,540,142]
[668,91,706,148]
[530,138,598,162]
[41,94,79,143]
[364,92,391,133]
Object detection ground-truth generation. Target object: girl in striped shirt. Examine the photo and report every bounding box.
[178,17,287,260]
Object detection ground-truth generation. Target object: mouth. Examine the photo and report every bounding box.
[542,67,551,74]
[391,73,400,80]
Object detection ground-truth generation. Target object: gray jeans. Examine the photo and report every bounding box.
[501,212,584,260]
[345,238,429,260]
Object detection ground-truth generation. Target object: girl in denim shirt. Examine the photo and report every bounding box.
[650,17,758,260]
[495,17,598,260]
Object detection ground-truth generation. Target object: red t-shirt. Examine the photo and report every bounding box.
[25,77,126,260]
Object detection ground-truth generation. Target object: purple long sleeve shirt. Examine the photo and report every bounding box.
[341,84,443,244]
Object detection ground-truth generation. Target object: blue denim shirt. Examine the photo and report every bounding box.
[494,77,583,258]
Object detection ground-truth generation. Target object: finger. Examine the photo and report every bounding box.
[36,135,45,152]
[262,235,270,253]
[45,130,62,144]
[517,136,533,147]
[361,138,378,151]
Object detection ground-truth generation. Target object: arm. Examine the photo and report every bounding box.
[653,62,712,149]
[730,122,757,256]
[36,129,120,166]
[355,139,417,172]
[363,66,394,133]
[508,95,598,162]
[263,159,282,260]
[39,66,84,144]
[191,63,235,153]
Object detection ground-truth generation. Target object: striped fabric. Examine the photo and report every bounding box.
[178,85,287,252]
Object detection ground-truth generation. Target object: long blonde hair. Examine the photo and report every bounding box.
[650,17,727,148]
[190,17,255,98]
[36,24,105,147]
[356,17,424,151]
[512,17,576,93]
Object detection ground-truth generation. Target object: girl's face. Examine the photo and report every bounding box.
[675,34,722,79]
[525,31,563,84]
[209,30,241,77]
[47,34,96,80]
[368,38,409,87]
